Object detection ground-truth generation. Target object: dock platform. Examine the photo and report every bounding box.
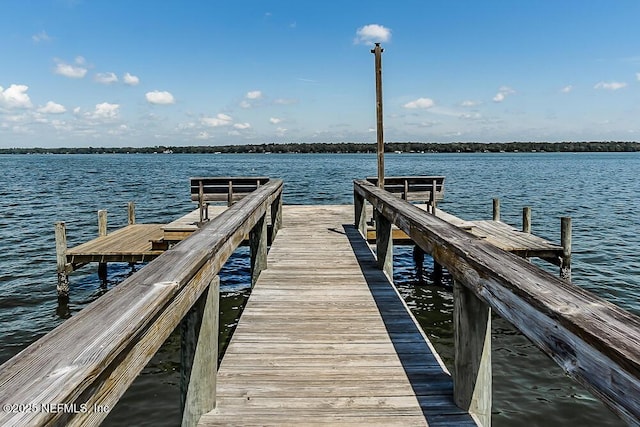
[199,205,477,426]
[66,224,165,264]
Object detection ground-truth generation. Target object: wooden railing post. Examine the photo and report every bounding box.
[453,280,492,427]
[492,198,500,221]
[522,207,531,233]
[55,221,69,298]
[354,191,367,238]
[375,208,393,281]
[98,210,108,284]
[180,276,219,427]
[198,180,205,223]
[430,178,437,213]
[128,202,136,225]
[227,180,234,207]
[250,213,268,287]
[560,217,572,281]
[270,193,283,243]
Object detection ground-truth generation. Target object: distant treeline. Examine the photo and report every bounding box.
[1,141,639,155]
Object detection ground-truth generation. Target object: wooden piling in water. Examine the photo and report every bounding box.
[492,198,500,221]
[523,207,531,233]
[55,221,69,298]
[180,276,219,427]
[128,202,136,225]
[561,217,572,281]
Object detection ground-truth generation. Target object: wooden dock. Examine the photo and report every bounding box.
[200,205,477,426]
[3,178,639,427]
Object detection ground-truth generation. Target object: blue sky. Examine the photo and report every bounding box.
[2,0,640,148]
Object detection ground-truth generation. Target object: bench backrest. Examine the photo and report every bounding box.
[190,177,270,205]
[365,176,445,203]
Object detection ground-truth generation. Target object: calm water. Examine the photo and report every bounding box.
[0,152,638,426]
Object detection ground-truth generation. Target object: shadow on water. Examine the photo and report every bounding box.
[343,224,477,425]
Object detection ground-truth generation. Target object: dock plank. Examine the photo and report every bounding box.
[199,205,477,426]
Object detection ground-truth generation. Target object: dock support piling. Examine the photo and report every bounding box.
[523,207,531,233]
[180,276,219,427]
[250,213,268,287]
[354,192,367,238]
[492,198,500,222]
[98,209,108,237]
[561,217,572,281]
[55,221,69,298]
[375,209,393,281]
[453,280,492,427]
[128,202,136,225]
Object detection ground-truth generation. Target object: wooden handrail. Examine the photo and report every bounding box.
[0,179,284,427]
[354,179,640,425]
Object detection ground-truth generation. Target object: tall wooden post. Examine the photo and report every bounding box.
[560,217,572,281]
[371,43,385,189]
[492,198,500,222]
[250,213,268,287]
[55,221,69,298]
[98,210,108,284]
[375,209,393,281]
[181,276,219,427]
[453,280,492,426]
[128,202,136,225]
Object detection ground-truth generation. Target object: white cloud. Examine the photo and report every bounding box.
[493,86,515,102]
[276,126,287,135]
[233,122,251,130]
[196,131,212,140]
[354,24,392,45]
[38,101,66,114]
[54,58,88,79]
[95,72,118,84]
[0,84,33,109]
[461,100,480,107]
[274,98,298,105]
[594,81,627,91]
[88,102,120,119]
[201,113,233,127]
[32,31,51,43]
[403,97,435,109]
[269,117,282,124]
[123,72,140,86]
[239,100,252,109]
[246,90,262,100]
[561,85,573,93]
[145,90,175,105]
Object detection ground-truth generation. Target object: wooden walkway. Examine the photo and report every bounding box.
[199,205,477,426]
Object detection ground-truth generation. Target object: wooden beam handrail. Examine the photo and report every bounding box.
[0,179,284,427]
[354,179,640,424]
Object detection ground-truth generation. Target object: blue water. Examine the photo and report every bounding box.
[0,152,637,426]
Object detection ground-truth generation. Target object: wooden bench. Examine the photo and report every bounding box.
[191,177,270,222]
[366,175,445,212]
